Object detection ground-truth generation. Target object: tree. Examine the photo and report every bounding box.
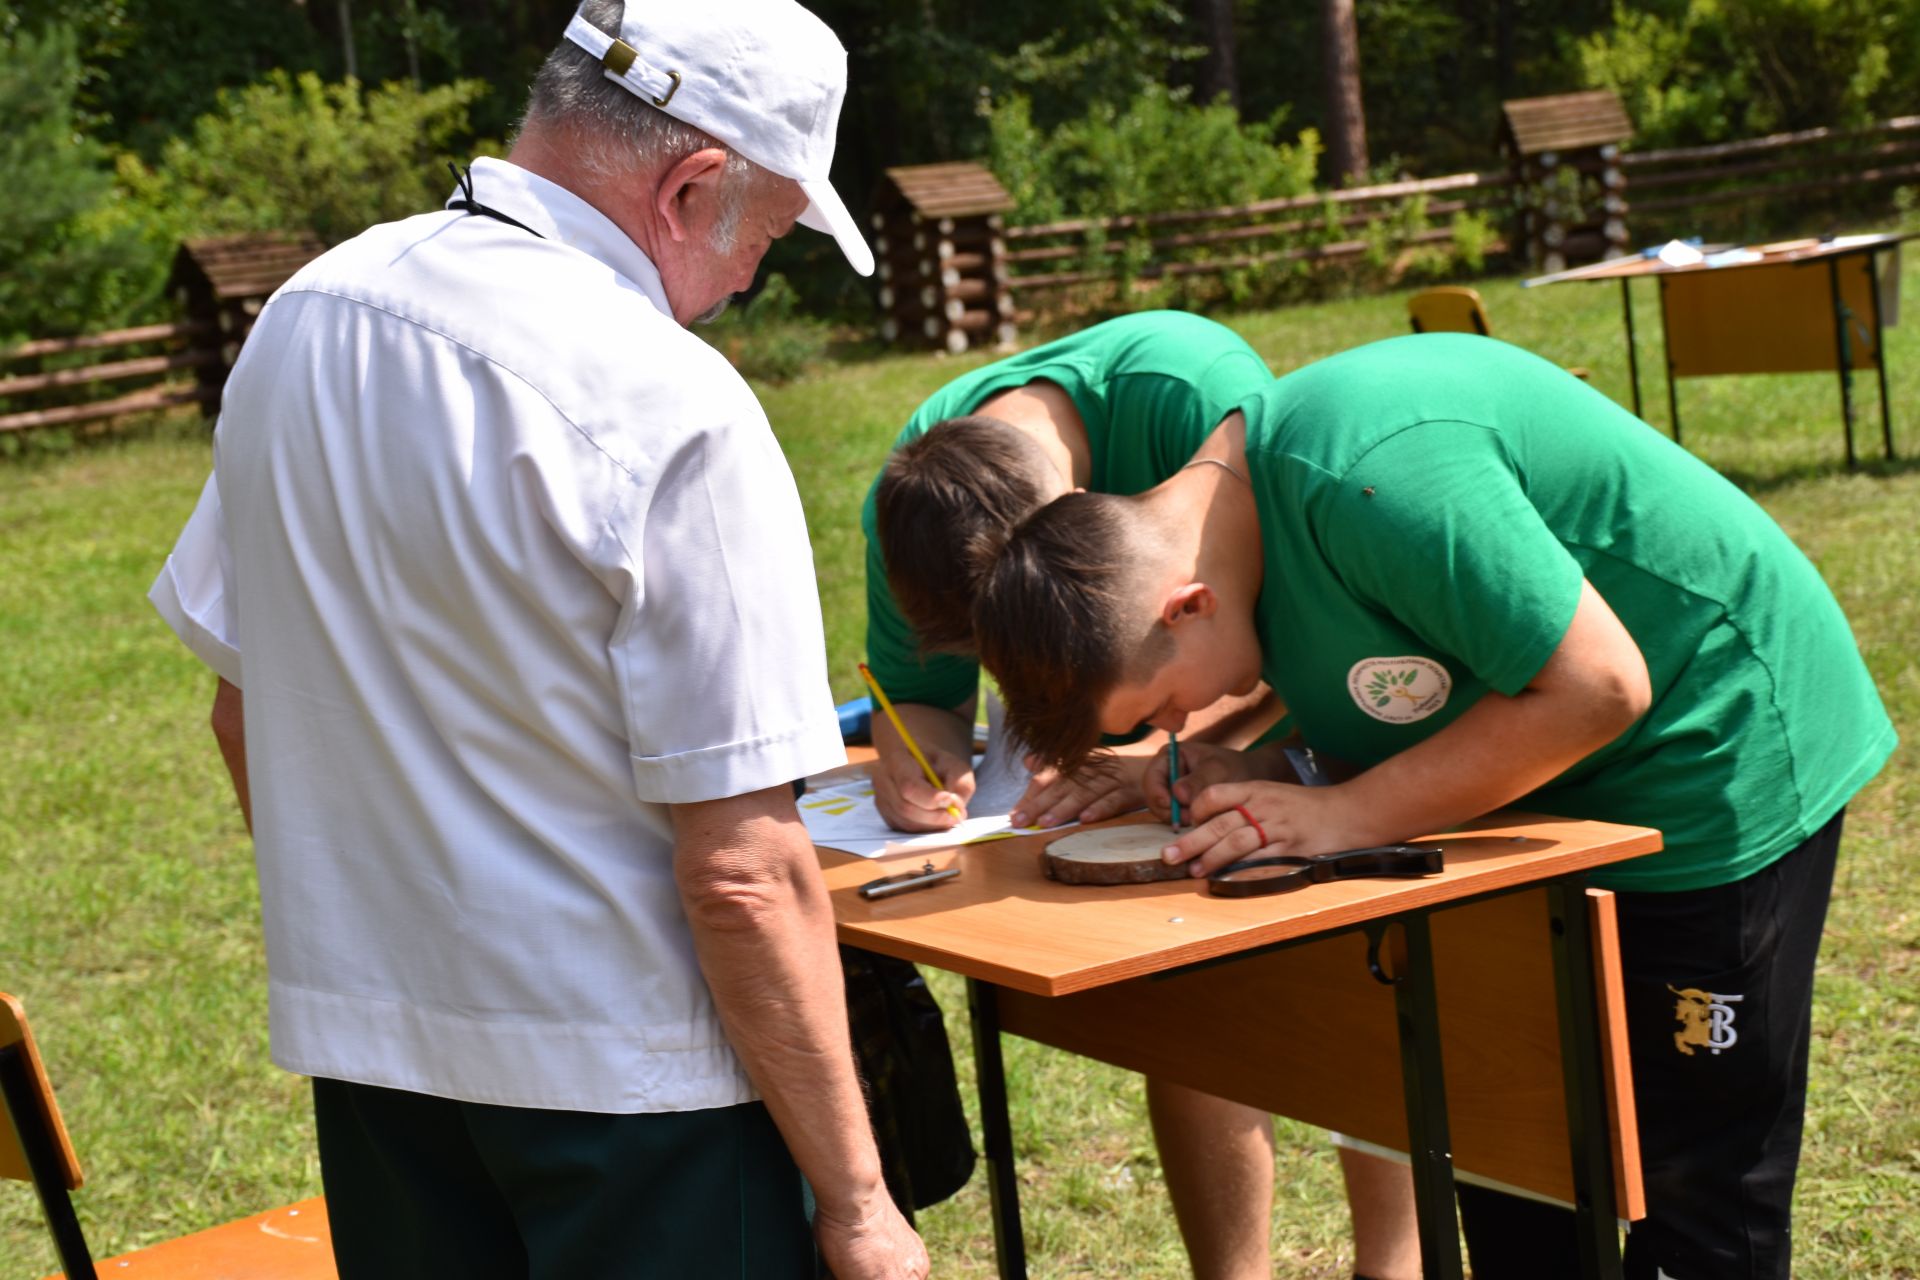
[1321,0,1368,183]
[0,12,169,342]
[1193,0,1240,109]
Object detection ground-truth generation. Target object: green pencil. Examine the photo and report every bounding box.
[1168,732,1182,830]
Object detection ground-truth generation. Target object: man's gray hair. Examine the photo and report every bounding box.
[523,0,776,252]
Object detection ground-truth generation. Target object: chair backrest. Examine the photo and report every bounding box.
[1408,286,1491,336]
[0,991,84,1191]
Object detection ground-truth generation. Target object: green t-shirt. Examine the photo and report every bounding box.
[863,310,1273,709]
[1241,333,1895,892]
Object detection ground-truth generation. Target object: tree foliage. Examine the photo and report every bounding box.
[987,86,1319,226]
[8,0,1920,340]
[1576,0,1920,147]
[118,71,495,246]
[0,9,171,342]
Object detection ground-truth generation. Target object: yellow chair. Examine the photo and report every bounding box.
[2,991,337,1280]
[1407,286,1589,379]
[1407,286,1492,336]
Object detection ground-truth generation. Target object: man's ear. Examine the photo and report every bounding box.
[655,147,730,245]
[1159,581,1216,627]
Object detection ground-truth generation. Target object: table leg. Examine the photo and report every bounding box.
[1829,258,1858,469]
[1657,277,1681,445]
[1375,914,1465,1280]
[1868,252,1895,460]
[967,978,1028,1279]
[1620,278,1643,420]
[1547,879,1624,1280]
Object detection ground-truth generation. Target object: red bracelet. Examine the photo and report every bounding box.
[1233,803,1269,848]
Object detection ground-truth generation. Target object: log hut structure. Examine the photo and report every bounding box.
[1500,90,1634,274]
[168,232,327,413]
[870,163,1018,354]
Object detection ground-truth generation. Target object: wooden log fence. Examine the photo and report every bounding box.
[0,322,216,434]
[992,112,1918,319]
[1000,169,1513,306]
[6,118,1917,423]
[1619,115,1920,225]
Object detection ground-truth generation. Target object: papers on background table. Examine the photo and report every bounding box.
[801,692,1080,858]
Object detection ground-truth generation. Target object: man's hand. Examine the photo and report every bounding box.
[1011,752,1145,828]
[870,699,977,832]
[813,1187,930,1280]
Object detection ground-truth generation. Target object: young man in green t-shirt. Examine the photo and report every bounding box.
[867,311,1430,1279]
[973,333,1895,1278]
[862,309,1277,833]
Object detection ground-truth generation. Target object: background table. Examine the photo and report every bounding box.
[819,805,1662,1279]
[1526,232,1912,466]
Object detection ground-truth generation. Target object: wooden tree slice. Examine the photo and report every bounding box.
[1042,824,1190,885]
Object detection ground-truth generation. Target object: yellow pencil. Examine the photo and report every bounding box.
[858,662,964,821]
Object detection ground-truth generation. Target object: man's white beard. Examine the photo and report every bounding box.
[695,296,732,325]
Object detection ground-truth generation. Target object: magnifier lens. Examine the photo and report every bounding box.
[1215,861,1306,883]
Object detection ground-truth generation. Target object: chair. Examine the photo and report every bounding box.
[1,991,337,1280]
[1407,286,1590,379]
[1407,285,1492,336]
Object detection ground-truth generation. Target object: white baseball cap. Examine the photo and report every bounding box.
[562,0,874,276]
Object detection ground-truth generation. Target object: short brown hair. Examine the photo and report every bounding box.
[972,492,1169,771]
[874,416,1055,654]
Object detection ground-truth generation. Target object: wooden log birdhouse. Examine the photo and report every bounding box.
[1500,91,1633,274]
[871,163,1017,354]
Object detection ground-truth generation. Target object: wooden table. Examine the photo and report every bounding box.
[1524,232,1912,466]
[819,804,1661,1280]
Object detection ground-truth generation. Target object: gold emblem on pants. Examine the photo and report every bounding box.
[1669,984,1744,1056]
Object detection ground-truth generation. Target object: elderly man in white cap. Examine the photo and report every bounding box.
[146,1,926,1275]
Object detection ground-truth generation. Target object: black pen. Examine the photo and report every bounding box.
[858,860,961,900]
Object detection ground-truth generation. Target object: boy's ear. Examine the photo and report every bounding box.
[1160,582,1217,627]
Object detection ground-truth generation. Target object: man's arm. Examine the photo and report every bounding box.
[210,677,252,834]
[670,786,927,1280]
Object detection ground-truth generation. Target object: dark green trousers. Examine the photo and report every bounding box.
[312,1077,818,1279]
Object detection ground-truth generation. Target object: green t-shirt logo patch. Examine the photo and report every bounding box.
[1348,656,1451,724]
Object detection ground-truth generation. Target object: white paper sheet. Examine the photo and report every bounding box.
[801,691,1078,858]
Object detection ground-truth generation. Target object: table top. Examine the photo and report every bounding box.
[821,807,1661,997]
[1525,230,1916,286]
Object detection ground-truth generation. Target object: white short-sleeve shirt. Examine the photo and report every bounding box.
[149,157,846,1112]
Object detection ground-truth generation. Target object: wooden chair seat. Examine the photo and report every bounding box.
[3,991,336,1280]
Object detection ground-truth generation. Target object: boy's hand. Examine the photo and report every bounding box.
[1142,740,1280,826]
[871,740,974,832]
[1160,780,1373,877]
[1010,752,1143,828]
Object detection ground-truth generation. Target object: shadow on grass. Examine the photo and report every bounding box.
[1714,452,1920,496]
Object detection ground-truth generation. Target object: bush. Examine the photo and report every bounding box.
[1577,0,1920,148]
[699,274,833,385]
[984,84,1493,316]
[118,70,496,247]
[0,14,172,344]
[988,84,1318,226]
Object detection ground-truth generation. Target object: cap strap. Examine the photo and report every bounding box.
[602,38,637,78]
[562,13,682,111]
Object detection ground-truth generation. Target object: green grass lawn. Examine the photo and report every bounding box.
[5,258,1918,1277]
